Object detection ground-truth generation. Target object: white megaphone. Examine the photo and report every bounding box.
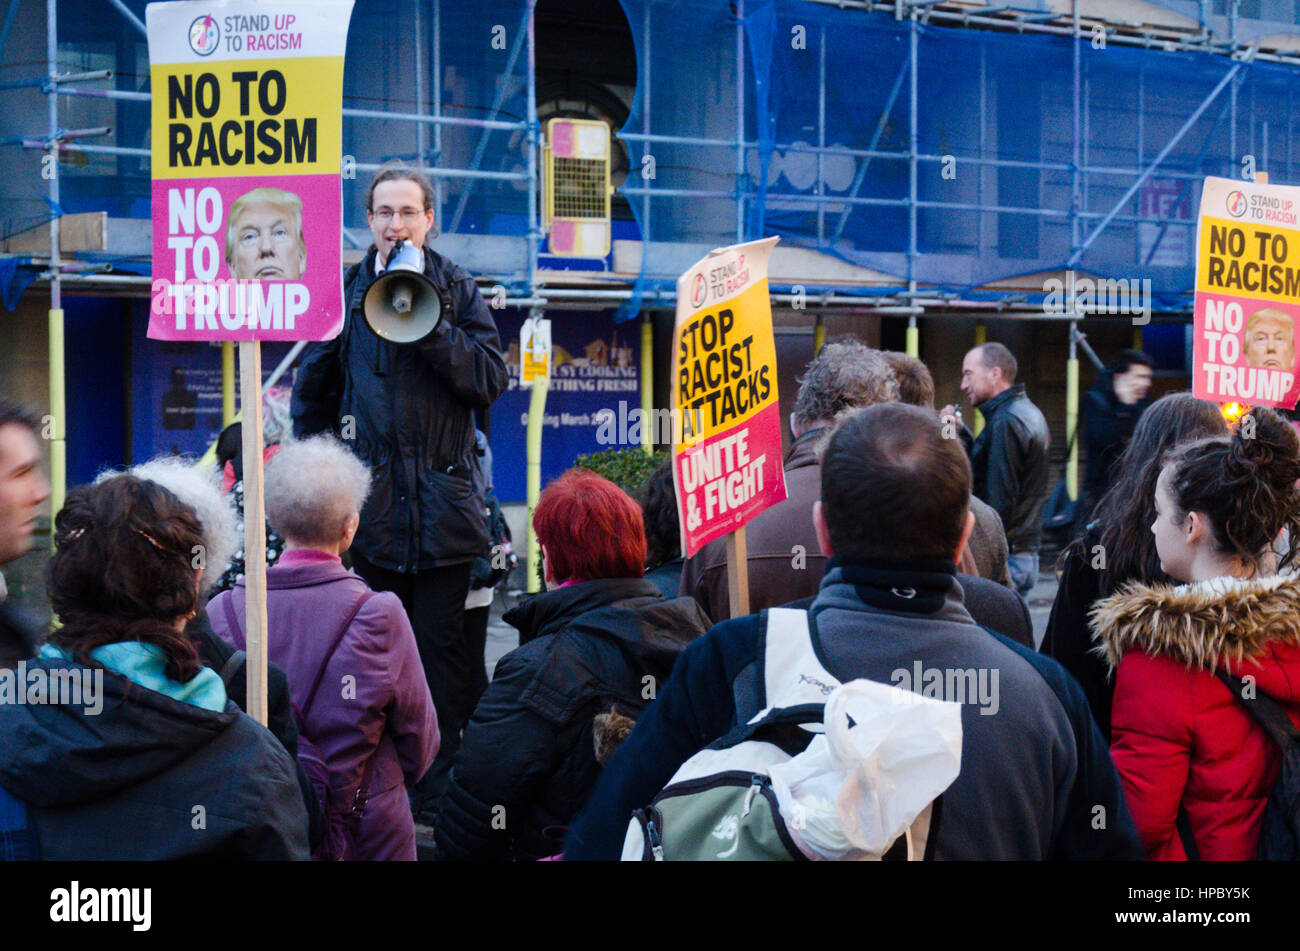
[362,239,447,343]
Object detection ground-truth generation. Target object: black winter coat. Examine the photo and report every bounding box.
[0,602,37,670]
[970,384,1051,552]
[434,578,711,861]
[291,245,509,571]
[1081,374,1148,500]
[1041,525,1177,740]
[0,655,309,860]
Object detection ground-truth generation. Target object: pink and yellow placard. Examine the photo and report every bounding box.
[146,0,353,341]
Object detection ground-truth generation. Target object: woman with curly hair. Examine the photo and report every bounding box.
[0,476,309,860]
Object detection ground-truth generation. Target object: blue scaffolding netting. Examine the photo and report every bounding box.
[6,0,1300,315]
[0,0,537,300]
[616,0,1300,314]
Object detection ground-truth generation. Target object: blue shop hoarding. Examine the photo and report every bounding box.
[491,308,641,503]
[130,302,639,499]
[130,301,296,462]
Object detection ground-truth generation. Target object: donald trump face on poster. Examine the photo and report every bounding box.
[225,187,307,281]
[1243,307,1297,372]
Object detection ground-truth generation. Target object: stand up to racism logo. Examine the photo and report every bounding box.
[188,15,219,56]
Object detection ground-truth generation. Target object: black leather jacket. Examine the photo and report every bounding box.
[969,384,1050,552]
[291,246,509,571]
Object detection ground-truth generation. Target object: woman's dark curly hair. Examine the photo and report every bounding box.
[1163,406,1300,573]
[48,475,205,682]
[640,461,681,569]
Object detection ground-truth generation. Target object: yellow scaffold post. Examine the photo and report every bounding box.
[641,313,653,454]
[1067,322,1080,501]
[525,375,549,593]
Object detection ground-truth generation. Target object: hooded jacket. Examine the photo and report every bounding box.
[1094,574,1300,860]
[0,653,309,860]
[566,559,1141,861]
[434,577,711,861]
[291,245,509,571]
[970,384,1050,553]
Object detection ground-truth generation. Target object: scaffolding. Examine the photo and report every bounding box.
[5,0,1300,499]
[5,0,1299,310]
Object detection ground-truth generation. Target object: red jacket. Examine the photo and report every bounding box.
[1093,574,1300,860]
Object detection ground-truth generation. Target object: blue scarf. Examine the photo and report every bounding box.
[40,641,227,713]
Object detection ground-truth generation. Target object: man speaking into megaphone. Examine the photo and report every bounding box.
[291,162,509,822]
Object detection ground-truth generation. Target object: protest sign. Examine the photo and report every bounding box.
[146,0,352,342]
[1193,175,1300,410]
[673,237,786,574]
[520,316,552,386]
[146,0,354,724]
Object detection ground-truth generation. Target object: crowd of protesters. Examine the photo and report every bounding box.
[1,327,1298,862]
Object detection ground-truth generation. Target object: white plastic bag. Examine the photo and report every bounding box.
[767,678,963,860]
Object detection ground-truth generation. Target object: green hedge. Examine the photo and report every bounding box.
[571,446,670,500]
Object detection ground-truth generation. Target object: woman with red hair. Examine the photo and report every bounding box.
[433,468,710,861]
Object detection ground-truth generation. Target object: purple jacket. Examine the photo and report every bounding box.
[208,552,438,860]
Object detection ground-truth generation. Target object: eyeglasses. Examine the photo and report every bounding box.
[370,207,428,224]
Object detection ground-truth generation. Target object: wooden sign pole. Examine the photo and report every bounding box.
[239,340,269,726]
[726,526,749,619]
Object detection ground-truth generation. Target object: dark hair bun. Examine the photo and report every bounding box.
[1230,408,1300,492]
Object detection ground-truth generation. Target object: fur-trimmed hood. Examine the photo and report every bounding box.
[1091,574,1300,695]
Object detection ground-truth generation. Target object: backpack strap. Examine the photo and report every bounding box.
[219,649,247,690]
[754,608,841,719]
[218,585,374,723]
[1177,670,1300,862]
[298,587,376,722]
[1215,670,1300,750]
[713,703,826,756]
[1177,806,1202,862]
